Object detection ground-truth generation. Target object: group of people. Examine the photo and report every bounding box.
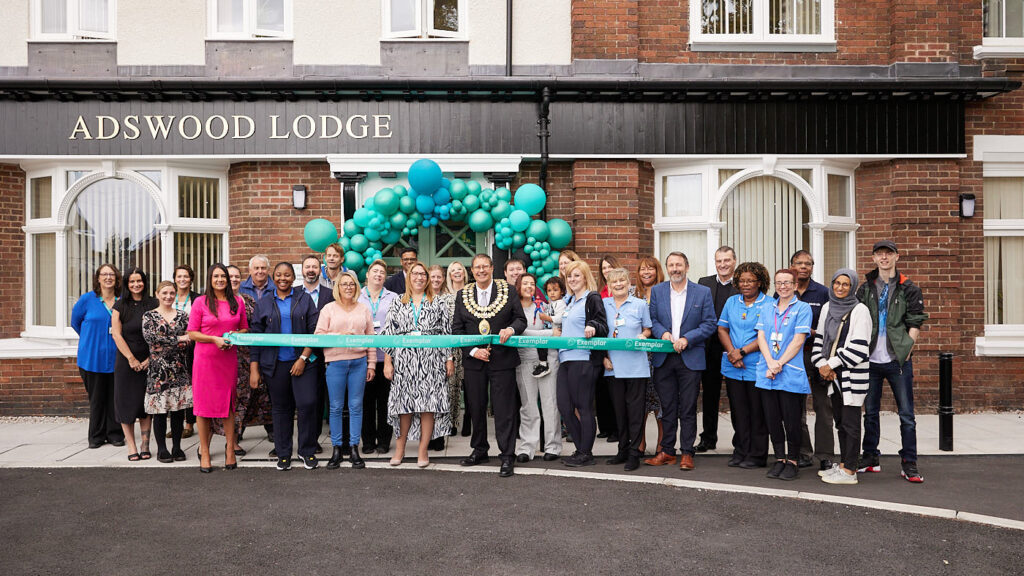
[71,239,926,484]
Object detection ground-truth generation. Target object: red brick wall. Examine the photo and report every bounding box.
[0,164,25,339]
[573,0,639,60]
[228,161,342,277]
[0,358,86,416]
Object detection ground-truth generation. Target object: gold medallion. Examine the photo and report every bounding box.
[479,319,490,335]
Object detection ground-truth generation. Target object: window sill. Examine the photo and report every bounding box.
[28,38,116,44]
[975,327,1024,356]
[0,337,78,360]
[380,37,468,43]
[205,37,294,42]
[973,45,1024,60]
[690,40,836,53]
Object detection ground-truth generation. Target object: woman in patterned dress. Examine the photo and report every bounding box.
[142,281,192,463]
[634,256,665,456]
[381,261,454,467]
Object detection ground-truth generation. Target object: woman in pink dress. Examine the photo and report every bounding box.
[187,263,248,473]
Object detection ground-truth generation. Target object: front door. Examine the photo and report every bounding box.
[382,219,489,271]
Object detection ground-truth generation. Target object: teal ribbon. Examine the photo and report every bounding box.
[226,332,676,353]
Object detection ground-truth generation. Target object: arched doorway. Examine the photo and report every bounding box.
[719,173,811,271]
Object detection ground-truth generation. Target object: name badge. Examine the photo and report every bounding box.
[615,318,626,327]
[770,332,782,342]
[562,311,570,319]
[373,321,381,329]
[408,331,422,336]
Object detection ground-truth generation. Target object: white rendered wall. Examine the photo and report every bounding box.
[118,0,205,65]
[0,1,29,66]
[468,0,571,66]
[293,0,381,66]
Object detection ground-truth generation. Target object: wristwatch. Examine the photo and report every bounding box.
[738,348,747,357]
[299,354,309,363]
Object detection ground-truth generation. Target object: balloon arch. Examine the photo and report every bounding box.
[304,159,571,287]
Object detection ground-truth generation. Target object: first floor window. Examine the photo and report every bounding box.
[985,0,1024,39]
[691,0,834,46]
[984,177,1024,326]
[384,0,465,39]
[34,0,115,39]
[210,0,291,39]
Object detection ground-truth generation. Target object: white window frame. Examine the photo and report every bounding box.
[382,0,467,40]
[975,0,1024,58]
[18,160,229,348]
[207,0,293,40]
[653,158,857,282]
[689,0,835,52]
[31,0,117,41]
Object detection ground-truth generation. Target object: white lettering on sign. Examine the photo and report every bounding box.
[67,114,396,141]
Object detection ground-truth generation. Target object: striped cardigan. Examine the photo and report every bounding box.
[811,303,872,407]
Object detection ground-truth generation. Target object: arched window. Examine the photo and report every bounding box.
[720,174,811,271]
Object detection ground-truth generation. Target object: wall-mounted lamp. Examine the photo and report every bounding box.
[959,193,976,218]
[292,185,307,210]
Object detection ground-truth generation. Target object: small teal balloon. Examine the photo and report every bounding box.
[526,219,549,242]
[547,218,572,249]
[480,189,493,204]
[393,185,408,197]
[514,183,547,216]
[363,226,382,242]
[463,194,480,212]
[449,179,468,200]
[399,196,417,215]
[349,234,369,253]
[433,189,451,205]
[389,211,407,229]
[512,232,526,248]
[468,209,494,232]
[343,219,361,237]
[491,200,512,221]
[495,187,512,202]
[441,177,451,189]
[353,208,373,228]
[508,209,531,232]
[408,159,443,195]
[415,194,436,215]
[374,188,400,216]
[363,197,375,210]
[466,181,481,196]
[303,219,338,253]
[343,251,364,271]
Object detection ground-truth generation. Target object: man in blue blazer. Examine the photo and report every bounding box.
[645,251,717,471]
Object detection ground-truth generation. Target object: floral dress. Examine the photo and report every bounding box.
[142,309,193,414]
[213,294,272,435]
[381,296,453,441]
[436,292,463,428]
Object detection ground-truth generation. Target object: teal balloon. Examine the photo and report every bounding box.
[340,237,350,252]
[514,183,547,216]
[526,219,549,242]
[408,159,443,194]
[449,179,467,200]
[349,234,369,253]
[547,218,572,249]
[467,209,494,232]
[363,226,382,242]
[353,208,373,228]
[508,209,531,232]
[389,211,407,229]
[463,194,480,212]
[399,196,417,215]
[382,228,402,245]
[393,185,408,197]
[512,232,527,248]
[495,187,512,202]
[374,188,400,216]
[343,220,361,237]
[491,200,512,221]
[415,194,436,215]
[480,189,493,204]
[303,219,338,252]
[466,181,481,196]
[344,251,364,271]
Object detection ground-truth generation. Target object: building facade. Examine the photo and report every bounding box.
[1,0,1023,415]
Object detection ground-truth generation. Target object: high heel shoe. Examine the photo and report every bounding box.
[417,458,429,468]
[224,445,237,470]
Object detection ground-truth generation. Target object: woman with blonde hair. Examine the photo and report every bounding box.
[316,270,376,469]
[143,280,192,463]
[558,249,582,281]
[381,261,455,467]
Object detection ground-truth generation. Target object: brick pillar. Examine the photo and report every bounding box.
[571,0,639,60]
[0,163,25,339]
[569,159,654,272]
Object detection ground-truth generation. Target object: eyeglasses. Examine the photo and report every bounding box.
[775,281,795,287]
[472,265,491,271]
[98,273,116,278]
[738,279,757,285]
[409,272,428,278]
[401,257,418,263]
[338,282,357,288]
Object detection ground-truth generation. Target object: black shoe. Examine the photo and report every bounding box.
[694,438,716,453]
[315,444,324,455]
[779,462,799,481]
[542,452,560,461]
[857,453,881,473]
[564,453,595,467]
[327,446,344,469]
[276,457,291,471]
[625,451,641,471]
[606,435,619,443]
[499,457,515,478]
[350,446,365,470]
[901,459,924,483]
[233,447,247,457]
[224,462,237,470]
[171,448,186,462]
[362,443,377,454]
[428,437,445,452]
[531,363,550,378]
[460,452,489,466]
[606,451,628,465]
[110,439,126,447]
[157,450,173,463]
[727,455,744,467]
[269,448,277,458]
[199,465,212,474]
[797,455,814,468]
[303,455,319,470]
[88,440,105,449]
[739,459,765,469]
[516,453,530,463]
[376,445,389,455]
[766,460,786,478]
[819,458,834,473]
[596,432,609,439]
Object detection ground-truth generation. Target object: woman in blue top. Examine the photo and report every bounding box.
[553,260,608,467]
[755,267,813,481]
[71,264,126,449]
[716,262,770,470]
[601,268,652,471]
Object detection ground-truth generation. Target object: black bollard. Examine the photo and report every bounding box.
[938,352,954,451]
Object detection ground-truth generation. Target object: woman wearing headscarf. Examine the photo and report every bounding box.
[812,268,871,485]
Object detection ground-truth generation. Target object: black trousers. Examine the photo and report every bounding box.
[654,354,701,456]
[152,410,184,453]
[464,365,518,458]
[80,368,123,445]
[610,377,645,453]
[361,361,393,449]
[700,352,724,444]
[800,352,835,459]
[314,361,327,443]
[762,389,804,461]
[725,377,768,464]
[556,361,598,455]
[830,386,862,471]
[264,360,319,460]
[595,375,618,438]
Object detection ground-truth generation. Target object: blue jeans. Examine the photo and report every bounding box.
[325,358,367,448]
[861,358,917,462]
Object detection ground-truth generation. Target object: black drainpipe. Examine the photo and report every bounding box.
[506,0,513,77]
[538,86,551,193]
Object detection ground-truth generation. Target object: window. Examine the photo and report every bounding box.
[977,1,1024,57]
[383,0,466,39]
[689,0,835,50]
[984,178,1024,325]
[32,0,116,40]
[208,0,292,39]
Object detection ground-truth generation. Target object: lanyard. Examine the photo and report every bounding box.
[365,287,384,318]
[773,300,794,334]
[103,296,118,316]
[410,294,424,329]
[173,293,190,312]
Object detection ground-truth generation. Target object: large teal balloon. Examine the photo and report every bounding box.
[547,218,572,249]
[349,234,369,253]
[491,200,512,221]
[514,183,547,216]
[399,196,417,215]
[303,219,338,252]
[374,188,400,216]
[508,209,531,232]
[389,211,407,229]
[343,219,361,237]
[353,208,373,228]
[449,179,468,200]
[467,209,494,232]
[463,194,480,212]
[466,180,481,196]
[495,187,512,202]
[526,219,549,242]
[343,251,364,271]
[382,228,402,245]
[408,159,443,194]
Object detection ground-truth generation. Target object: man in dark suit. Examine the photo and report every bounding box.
[452,253,527,477]
[301,255,335,453]
[383,247,418,294]
[696,246,739,452]
[644,251,717,471]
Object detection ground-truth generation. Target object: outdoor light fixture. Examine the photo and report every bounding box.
[292,185,307,210]
[959,193,976,218]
